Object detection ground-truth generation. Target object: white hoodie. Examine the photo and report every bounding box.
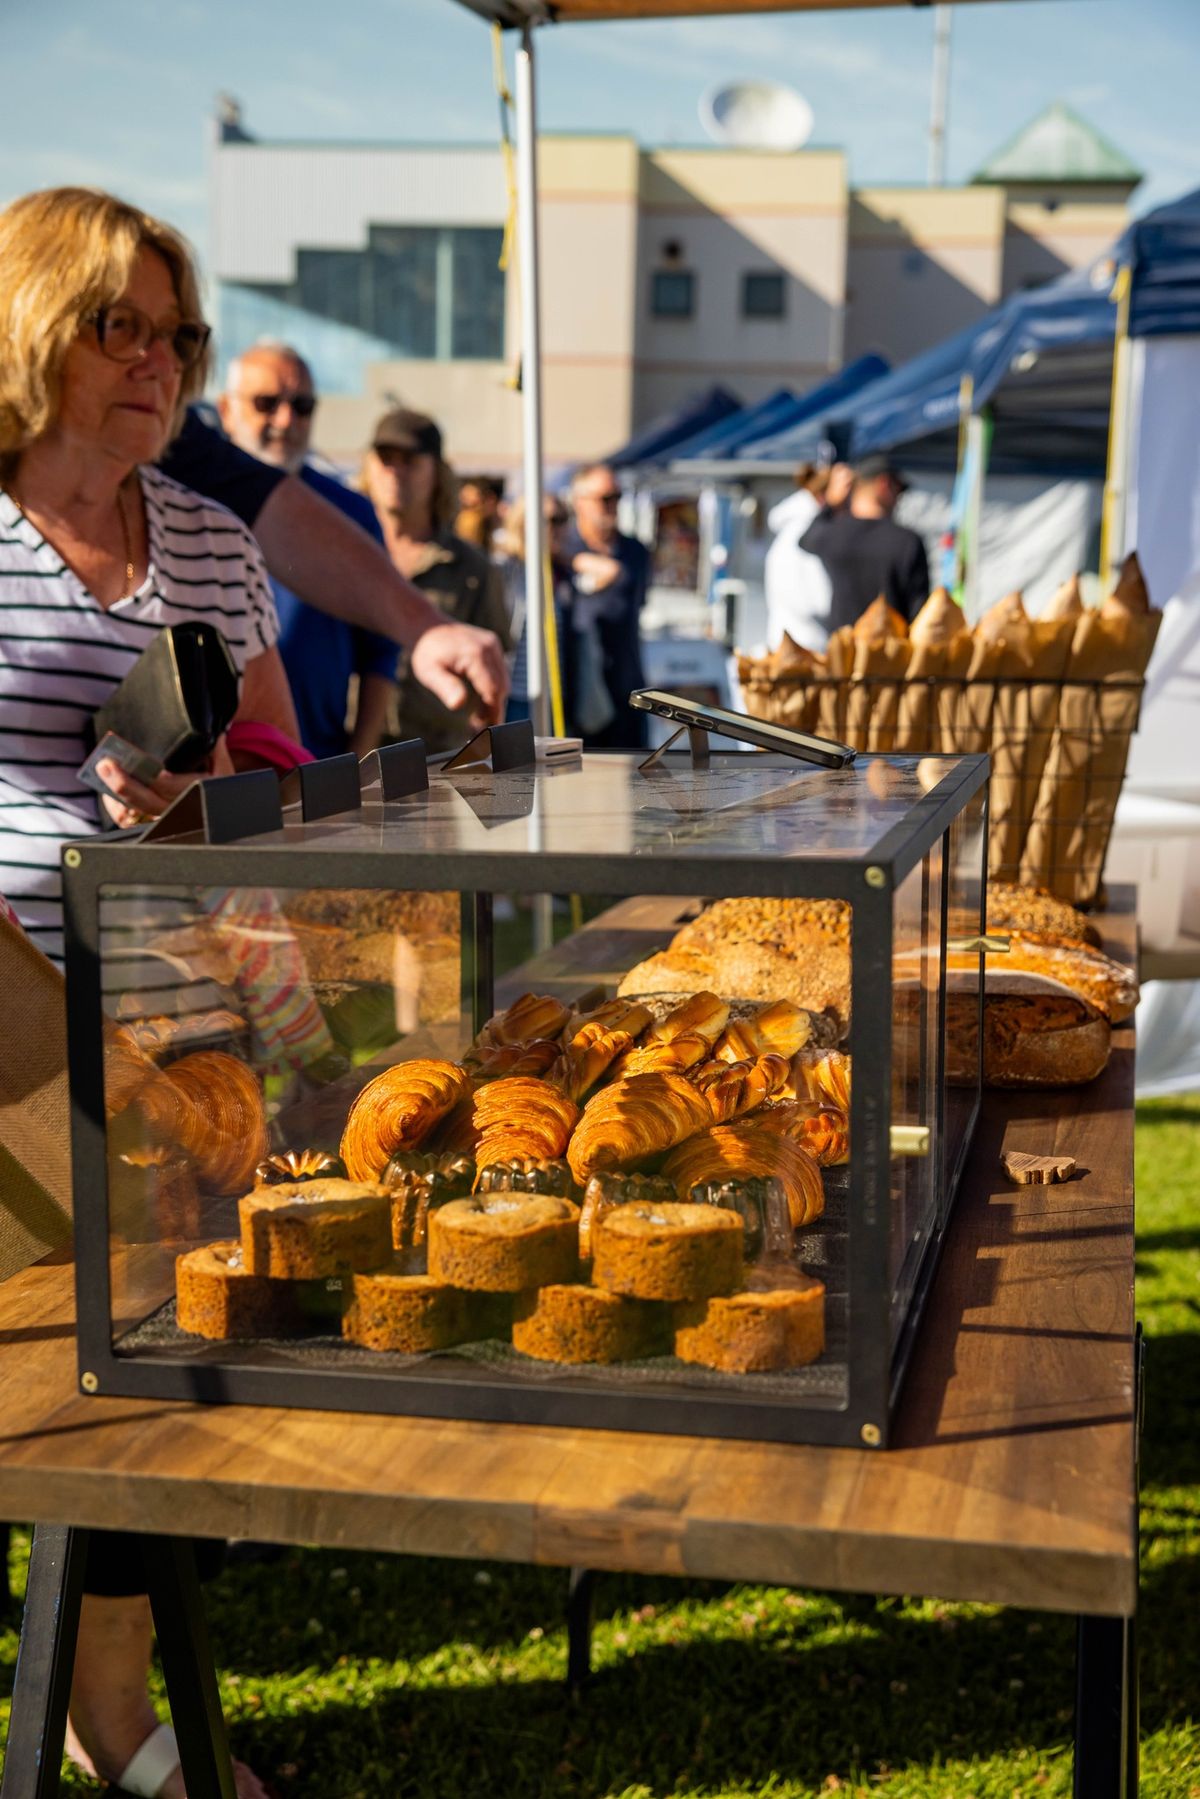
[764,488,832,653]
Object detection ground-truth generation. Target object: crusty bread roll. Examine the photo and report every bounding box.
[1042,573,1084,622]
[854,595,908,640]
[975,590,1027,644]
[909,586,968,648]
[1105,550,1151,616]
[897,973,1111,1088]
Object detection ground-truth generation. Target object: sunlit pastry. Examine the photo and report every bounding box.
[135,1050,268,1195]
[428,1193,580,1291]
[342,1263,475,1354]
[239,1178,392,1279]
[340,1058,471,1180]
[567,1072,713,1184]
[662,1123,824,1228]
[674,1279,825,1373]
[592,1199,743,1303]
[512,1284,667,1365]
[176,1239,301,1341]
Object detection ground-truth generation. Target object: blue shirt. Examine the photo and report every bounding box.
[273,466,398,759]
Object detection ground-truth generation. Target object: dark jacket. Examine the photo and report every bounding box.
[392,532,513,753]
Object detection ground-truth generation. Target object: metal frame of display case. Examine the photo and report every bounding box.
[63,749,988,1449]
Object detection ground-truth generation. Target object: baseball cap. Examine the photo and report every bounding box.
[372,407,443,458]
[854,454,908,490]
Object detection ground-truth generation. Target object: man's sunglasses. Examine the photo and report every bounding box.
[587,491,621,507]
[250,392,317,419]
[89,302,210,371]
[548,510,569,527]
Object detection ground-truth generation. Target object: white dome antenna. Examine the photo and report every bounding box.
[700,81,814,152]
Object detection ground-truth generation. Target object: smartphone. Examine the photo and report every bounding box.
[78,731,163,801]
[629,690,856,770]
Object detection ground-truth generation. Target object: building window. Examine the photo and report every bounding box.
[273,224,505,361]
[742,272,785,319]
[651,270,695,319]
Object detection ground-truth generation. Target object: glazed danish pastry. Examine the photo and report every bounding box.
[692,1053,790,1123]
[548,999,652,1100]
[340,1059,471,1181]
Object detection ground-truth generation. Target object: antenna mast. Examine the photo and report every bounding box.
[928,5,952,186]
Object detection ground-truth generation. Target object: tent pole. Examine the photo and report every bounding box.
[1100,264,1133,590]
[515,23,548,741]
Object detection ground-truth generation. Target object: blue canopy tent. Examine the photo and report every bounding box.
[665,387,799,464]
[607,384,743,470]
[726,353,892,466]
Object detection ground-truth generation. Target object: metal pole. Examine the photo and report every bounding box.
[1100,266,1133,588]
[928,5,952,187]
[515,25,548,740]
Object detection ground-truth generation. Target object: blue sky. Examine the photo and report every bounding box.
[5,0,1199,290]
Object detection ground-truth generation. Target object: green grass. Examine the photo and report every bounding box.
[2,1098,1197,1797]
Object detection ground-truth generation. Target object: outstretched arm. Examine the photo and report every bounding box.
[254,478,508,724]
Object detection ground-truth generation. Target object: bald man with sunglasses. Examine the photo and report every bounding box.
[217,341,399,759]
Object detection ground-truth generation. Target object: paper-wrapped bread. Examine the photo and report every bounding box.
[1042,573,1084,622]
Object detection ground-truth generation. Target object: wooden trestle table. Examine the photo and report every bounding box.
[0,913,1139,1797]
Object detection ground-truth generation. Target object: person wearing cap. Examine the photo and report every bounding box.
[799,455,930,630]
[363,408,512,753]
[217,341,398,759]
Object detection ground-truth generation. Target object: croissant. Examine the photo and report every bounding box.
[470,1038,562,1082]
[135,1050,268,1195]
[468,993,571,1062]
[607,1032,713,1080]
[754,1098,849,1167]
[648,991,730,1047]
[692,1053,790,1124]
[469,1076,581,1172]
[715,1000,812,1063]
[662,1122,824,1228]
[341,1058,472,1181]
[566,1072,713,1184]
[786,1047,851,1113]
[548,1000,652,1101]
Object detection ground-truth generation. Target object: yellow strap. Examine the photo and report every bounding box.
[542,546,566,738]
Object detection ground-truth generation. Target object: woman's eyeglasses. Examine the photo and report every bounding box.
[88,302,211,371]
[548,511,569,527]
[249,392,317,419]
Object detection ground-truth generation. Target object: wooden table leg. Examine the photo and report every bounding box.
[142,1536,237,1799]
[566,1566,596,1695]
[1074,1612,1135,1797]
[0,1522,88,1799]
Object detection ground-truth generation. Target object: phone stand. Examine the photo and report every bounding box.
[638,724,713,772]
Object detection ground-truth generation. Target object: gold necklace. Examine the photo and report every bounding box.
[115,484,136,599]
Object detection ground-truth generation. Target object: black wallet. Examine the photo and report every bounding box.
[91,622,240,773]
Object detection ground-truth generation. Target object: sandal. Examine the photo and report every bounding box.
[113,1721,181,1797]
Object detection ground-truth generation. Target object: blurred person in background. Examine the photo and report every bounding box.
[455,473,505,554]
[764,462,832,653]
[496,492,579,733]
[799,454,929,628]
[564,463,648,748]
[363,408,511,753]
[217,341,397,759]
[0,182,277,1799]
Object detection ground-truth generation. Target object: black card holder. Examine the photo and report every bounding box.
[91,622,240,773]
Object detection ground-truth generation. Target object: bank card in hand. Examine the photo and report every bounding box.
[78,731,163,802]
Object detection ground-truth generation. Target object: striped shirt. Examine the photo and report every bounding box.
[0,465,279,964]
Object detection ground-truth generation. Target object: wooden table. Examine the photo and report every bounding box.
[0,920,1139,1799]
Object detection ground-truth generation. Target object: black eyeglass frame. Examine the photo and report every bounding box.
[87,303,211,372]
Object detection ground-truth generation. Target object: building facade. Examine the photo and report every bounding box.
[209,101,1139,472]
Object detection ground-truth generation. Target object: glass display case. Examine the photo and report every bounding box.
[63,745,987,1448]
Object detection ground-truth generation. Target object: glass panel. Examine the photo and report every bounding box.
[651,271,695,318]
[295,249,369,333]
[943,787,987,1213]
[450,227,506,360]
[99,881,848,1410]
[215,754,978,874]
[368,225,439,357]
[889,850,941,1341]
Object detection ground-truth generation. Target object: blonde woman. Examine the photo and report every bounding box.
[0,185,273,1796]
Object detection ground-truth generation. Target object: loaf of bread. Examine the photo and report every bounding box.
[897,976,1111,1088]
[909,931,1136,1023]
[618,941,850,1035]
[984,882,1101,948]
